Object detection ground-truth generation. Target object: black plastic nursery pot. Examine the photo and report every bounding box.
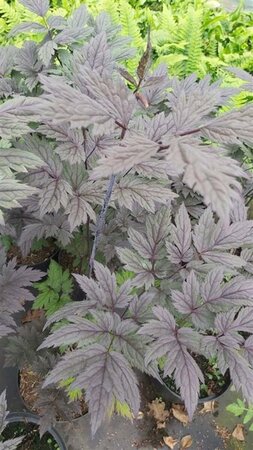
[0,342,67,450]
[148,370,231,406]
[4,412,67,450]
[16,247,59,273]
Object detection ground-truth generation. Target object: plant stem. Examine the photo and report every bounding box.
[86,218,90,266]
[89,174,116,276]
[88,123,126,276]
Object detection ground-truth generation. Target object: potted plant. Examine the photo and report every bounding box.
[1,0,253,438]
[0,210,63,273]
[0,390,66,450]
[4,318,88,437]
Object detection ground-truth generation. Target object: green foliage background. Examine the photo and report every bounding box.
[1,0,253,79]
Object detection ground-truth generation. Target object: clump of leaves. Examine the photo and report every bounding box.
[0,207,72,260]
[199,358,225,398]
[2,0,253,439]
[33,260,73,317]
[38,262,158,435]
[0,248,43,338]
[61,228,90,273]
[4,319,83,435]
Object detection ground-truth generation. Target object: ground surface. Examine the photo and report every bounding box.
[56,375,251,450]
[0,338,250,450]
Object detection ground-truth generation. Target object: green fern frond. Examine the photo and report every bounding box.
[119,0,143,48]
[0,0,46,45]
[99,0,120,23]
[117,0,144,73]
[179,6,204,77]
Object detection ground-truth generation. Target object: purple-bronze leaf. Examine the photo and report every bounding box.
[91,135,159,179]
[19,0,49,17]
[167,203,193,264]
[113,177,177,213]
[244,336,253,366]
[43,344,140,435]
[172,271,214,328]
[140,306,203,419]
[202,104,253,146]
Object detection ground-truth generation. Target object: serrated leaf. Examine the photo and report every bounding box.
[172,271,214,328]
[0,149,43,172]
[140,306,203,419]
[38,41,57,67]
[113,177,177,213]
[66,195,96,232]
[137,29,152,82]
[39,75,115,134]
[19,0,49,17]
[202,104,253,146]
[227,401,244,416]
[9,22,46,37]
[243,408,253,424]
[167,204,193,264]
[67,5,89,29]
[74,32,112,77]
[167,137,245,219]
[0,178,38,215]
[118,68,137,86]
[0,97,39,138]
[91,135,159,179]
[39,179,72,215]
[42,344,139,435]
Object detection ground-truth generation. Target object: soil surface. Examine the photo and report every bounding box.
[2,421,60,450]
[8,240,56,266]
[19,368,41,413]
[19,367,88,419]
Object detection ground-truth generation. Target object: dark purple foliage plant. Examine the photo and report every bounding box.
[1,0,253,437]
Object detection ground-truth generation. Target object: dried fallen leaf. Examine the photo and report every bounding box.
[232,424,245,442]
[180,435,193,449]
[148,398,170,428]
[163,435,178,449]
[215,425,231,443]
[200,400,218,414]
[172,404,189,425]
[157,421,166,429]
[22,308,44,323]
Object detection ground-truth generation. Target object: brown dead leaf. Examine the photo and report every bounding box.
[200,401,218,414]
[157,421,166,429]
[232,424,245,442]
[215,425,231,443]
[148,398,170,428]
[180,435,193,449]
[163,436,178,449]
[22,309,44,323]
[172,404,189,425]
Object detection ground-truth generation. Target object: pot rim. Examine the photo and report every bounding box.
[15,246,59,269]
[17,368,88,423]
[152,369,231,404]
[6,411,67,450]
